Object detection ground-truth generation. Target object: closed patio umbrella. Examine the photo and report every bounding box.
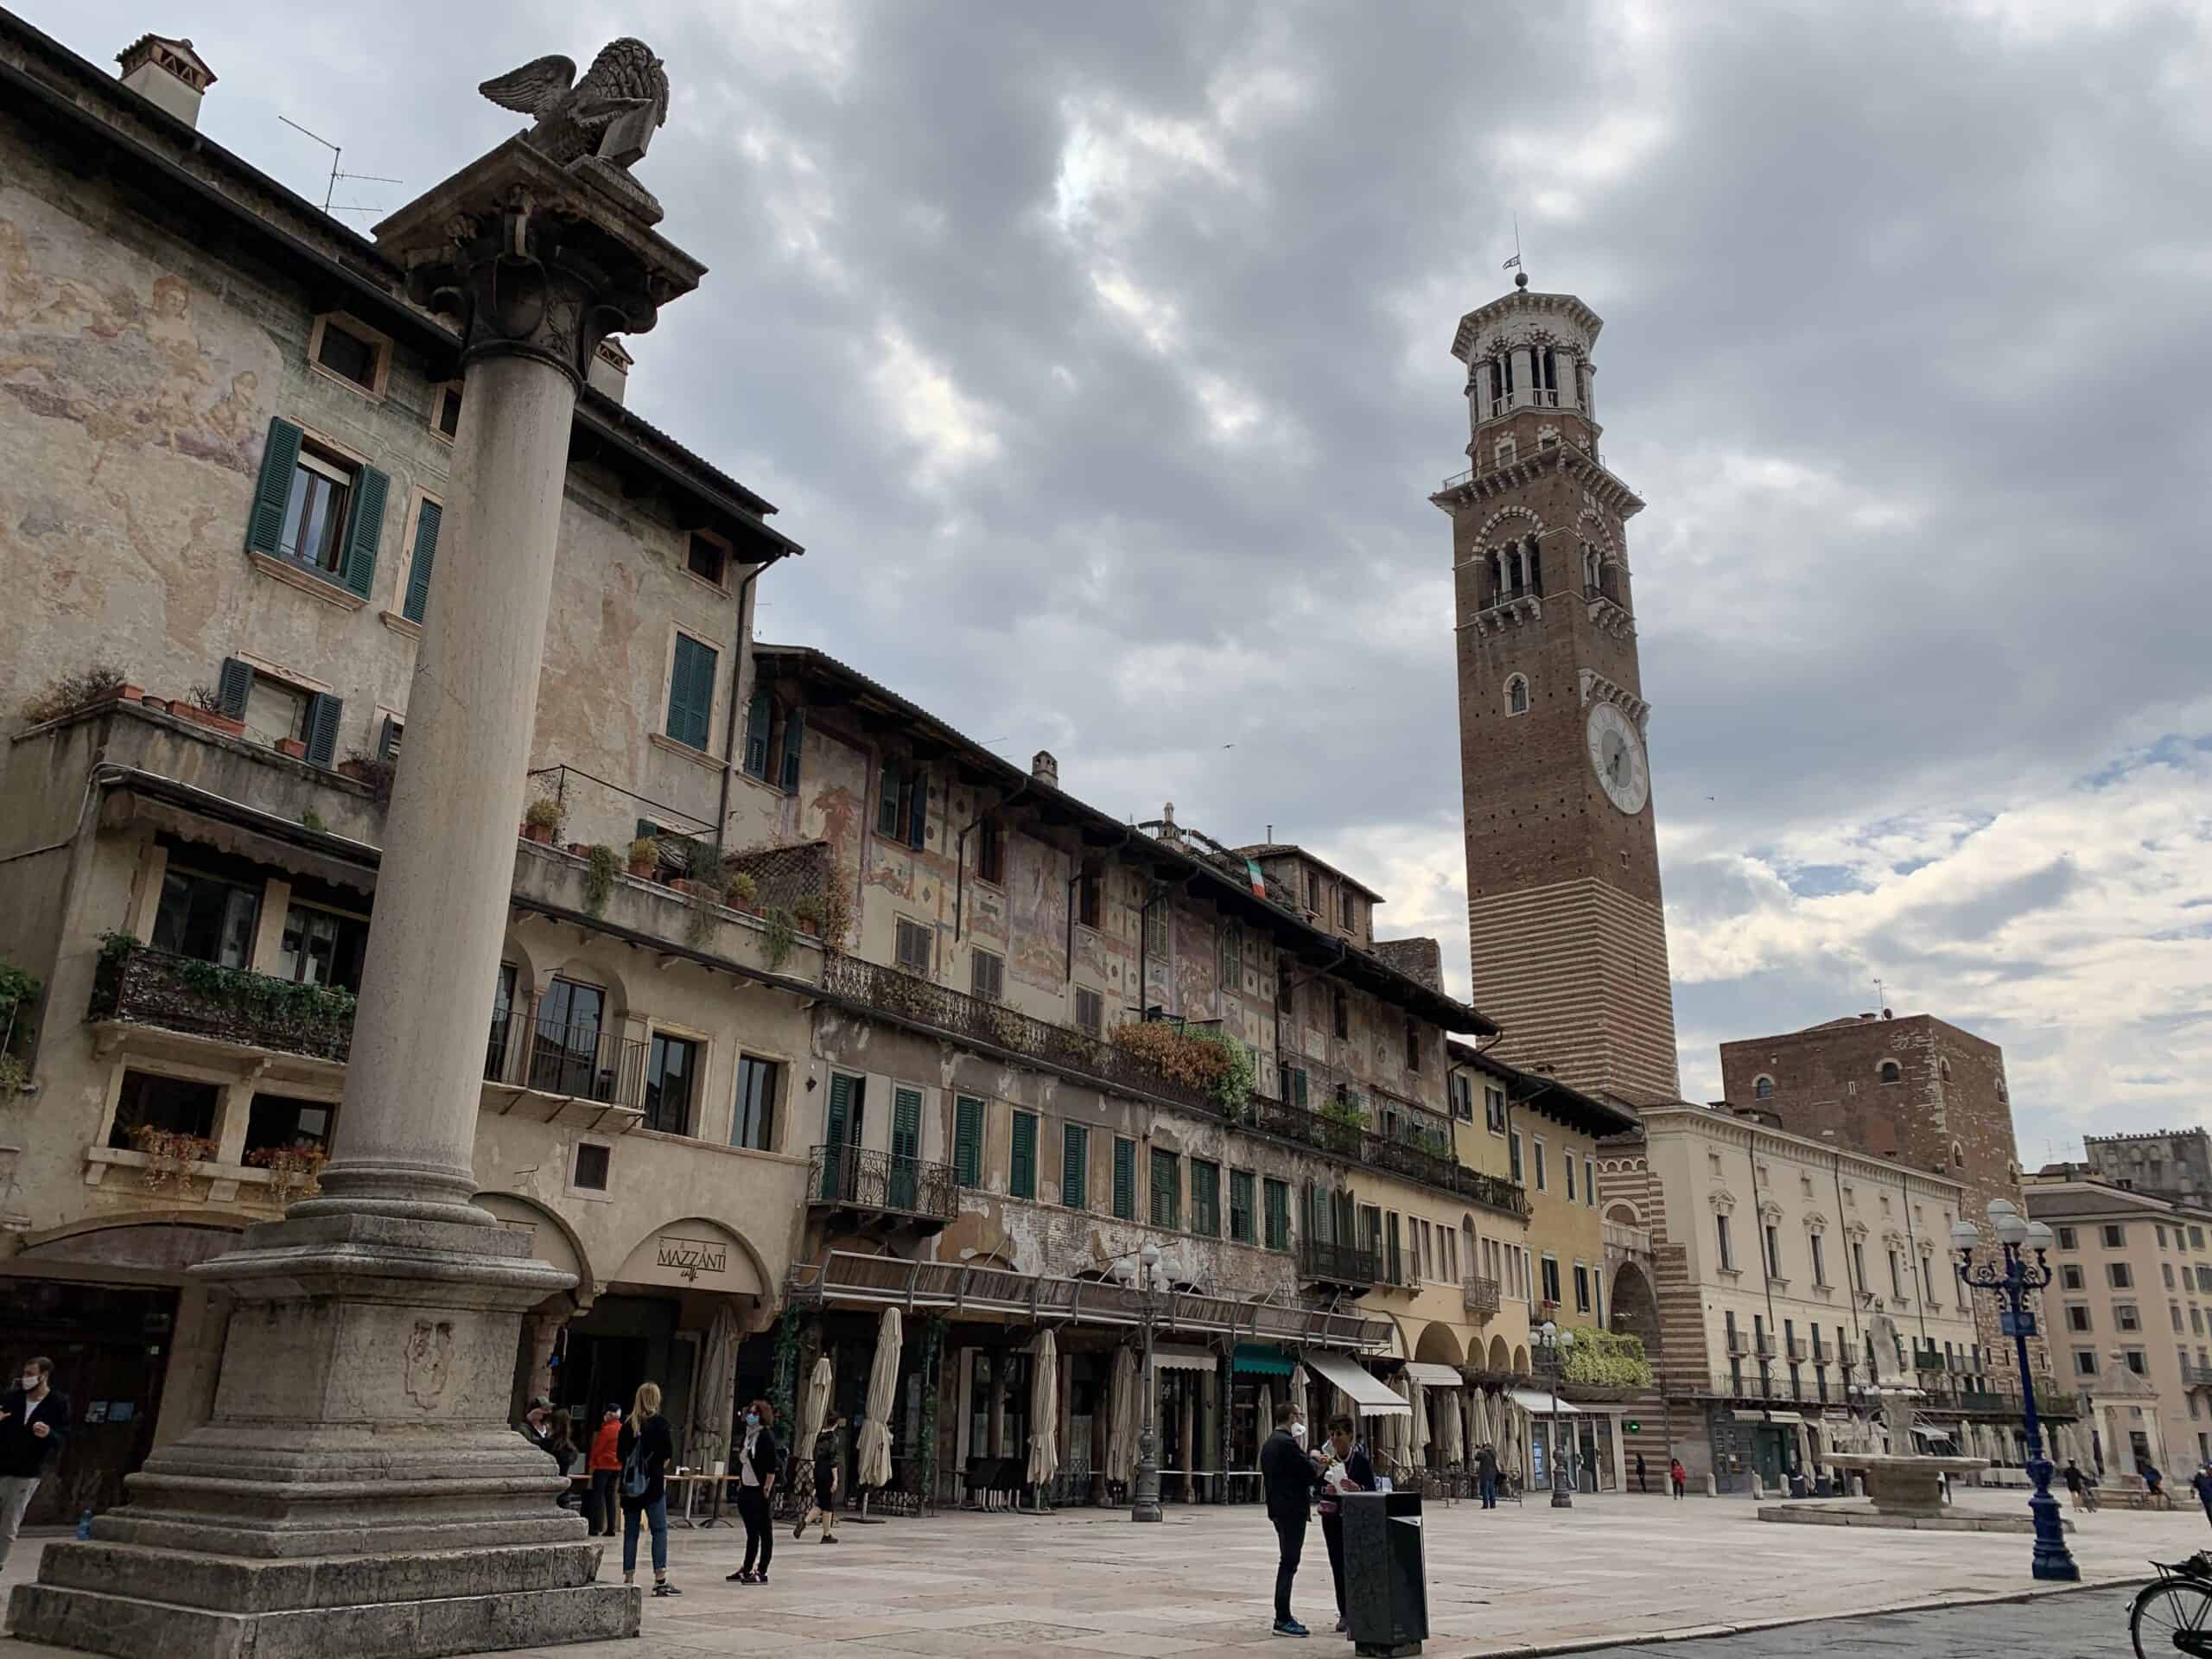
[1027,1329,1060,1491]
[1438,1387,1464,1469]
[797,1355,833,1465]
[1470,1387,1491,1453]
[1257,1384,1274,1465]
[1290,1363,1308,1429]
[1107,1344,1137,1485]
[856,1306,901,1491]
[689,1301,741,1476]
[1406,1376,1428,1466]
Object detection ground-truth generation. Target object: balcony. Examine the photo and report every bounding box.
[483,996,650,1114]
[805,1145,957,1230]
[1753,1334,1777,1358]
[91,939,355,1064]
[1725,1329,1750,1356]
[822,954,1219,1117]
[1603,1218,1652,1256]
[2183,1363,2212,1390]
[1698,1370,1812,1404]
[1913,1346,1946,1374]
[1299,1238,1382,1292]
[1463,1277,1501,1318]
[1785,1337,1808,1362]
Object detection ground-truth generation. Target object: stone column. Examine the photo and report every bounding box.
[12,126,702,1659]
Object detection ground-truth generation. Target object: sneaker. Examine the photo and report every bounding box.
[758,1570,770,1584]
[822,1533,838,1543]
[726,1569,756,1583]
[1333,1618,1348,1634]
[653,1581,681,1597]
[1273,1620,1309,1638]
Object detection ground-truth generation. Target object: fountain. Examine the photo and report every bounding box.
[1760,1314,2018,1533]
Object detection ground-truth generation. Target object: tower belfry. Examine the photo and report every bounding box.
[1432,278,1680,1104]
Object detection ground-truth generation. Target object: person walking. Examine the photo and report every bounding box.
[2062,1459,2088,1511]
[726,1398,780,1585]
[587,1403,622,1537]
[2143,1459,2167,1508]
[0,1357,69,1570]
[2192,1464,2212,1529]
[618,1382,679,1597]
[1316,1414,1374,1636]
[794,1410,847,1544]
[1635,1452,1647,1494]
[1669,1456,1687,1499]
[1260,1401,1325,1637]
[1475,1440,1499,1510]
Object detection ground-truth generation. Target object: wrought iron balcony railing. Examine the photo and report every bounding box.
[91,939,355,1062]
[1463,1276,1501,1317]
[807,1144,958,1224]
[483,998,650,1112]
[1299,1238,1382,1287]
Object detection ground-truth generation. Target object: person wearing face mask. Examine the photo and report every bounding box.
[726,1397,781,1584]
[1316,1414,1375,1635]
[0,1357,69,1570]
[1259,1401,1326,1637]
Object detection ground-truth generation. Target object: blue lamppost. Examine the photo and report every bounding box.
[1952,1200,2077,1581]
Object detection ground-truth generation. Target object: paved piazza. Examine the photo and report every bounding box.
[0,1490,2201,1658]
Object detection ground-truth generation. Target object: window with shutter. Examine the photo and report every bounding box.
[1263,1178,1289,1250]
[877,760,902,836]
[401,498,442,623]
[907,771,929,849]
[894,918,933,976]
[378,714,404,762]
[889,1086,922,1210]
[976,817,1003,884]
[742,690,772,778]
[1077,872,1102,930]
[970,950,1004,1003]
[1113,1136,1136,1220]
[1229,1170,1255,1243]
[1074,988,1103,1036]
[305,694,343,768]
[216,658,253,719]
[340,466,390,598]
[1062,1123,1088,1210]
[1150,1148,1179,1230]
[821,1071,860,1201]
[1009,1110,1038,1200]
[779,707,804,794]
[1218,925,1241,986]
[664,633,718,750]
[1192,1160,1220,1238]
[953,1096,983,1187]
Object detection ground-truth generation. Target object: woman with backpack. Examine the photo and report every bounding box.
[726,1397,780,1584]
[618,1381,680,1597]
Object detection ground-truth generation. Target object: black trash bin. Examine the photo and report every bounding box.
[1340,1490,1427,1656]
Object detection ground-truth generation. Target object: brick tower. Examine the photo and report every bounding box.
[1432,275,1679,1104]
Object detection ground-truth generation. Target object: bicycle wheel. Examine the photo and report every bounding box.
[2133,1578,2212,1657]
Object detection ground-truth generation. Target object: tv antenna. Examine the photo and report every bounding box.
[279,116,402,219]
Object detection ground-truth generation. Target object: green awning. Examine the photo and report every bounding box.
[1233,1344,1295,1376]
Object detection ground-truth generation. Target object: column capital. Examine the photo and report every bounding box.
[376,136,704,387]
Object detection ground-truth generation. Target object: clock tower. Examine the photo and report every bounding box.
[1433,275,1680,1103]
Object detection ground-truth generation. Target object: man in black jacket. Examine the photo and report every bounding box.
[1259,1400,1324,1637]
[0,1357,70,1568]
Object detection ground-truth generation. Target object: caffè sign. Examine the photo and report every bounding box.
[656,1236,727,1281]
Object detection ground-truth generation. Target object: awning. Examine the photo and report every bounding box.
[1911,1424,1956,1443]
[1732,1408,1806,1426]
[1403,1362,1464,1390]
[1152,1344,1216,1376]
[1304,1350,1411,1416]
[1509,1388,1579,1415]
[1233,1344,1295,1376]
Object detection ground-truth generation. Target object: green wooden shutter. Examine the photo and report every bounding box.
[822,1071,855,1200]
[953,1096,982,1186]
[1062,1123,1088,1211]
[1293,1069,1308,1109]
[401,499,442,623]
[1010,1110,1037,1200]
[890,1085,922,1211]
[908,770,929,849]
[216,658,252,719]
[1151,1149,1177,1230]
[779,707,805,794]
[742,690,771,778]
[246,417,302,554]
[305,694,343,768]
[340,466,390,599]
[378,714,402,761]
[666,635,715,748]
[876,760,901,836]
[1113,1136,1135,1220]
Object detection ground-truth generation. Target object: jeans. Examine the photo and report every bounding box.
[0,1477,39,1568]
[1320,1513,1346,1617]
[622,1496,668,1576]
[738,1484,773,1574]
[1478,1474,1497,1510]
[589,1470,619,1535]
[1272,1514,1306,1624]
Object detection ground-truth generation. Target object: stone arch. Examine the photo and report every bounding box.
[1413,1322,1464,1368]
[14,1214,246,1268]
[474,1189,594,1309]
[1609,1258,1662,1371]
[1604,1201,1639,1227]
[1486,1334,1510,1372]
[1504,672,1529,716]
[1511,1344,1530,1377]
[611,1215,768,1298]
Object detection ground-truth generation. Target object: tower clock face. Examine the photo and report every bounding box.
[1586,702,1650,816]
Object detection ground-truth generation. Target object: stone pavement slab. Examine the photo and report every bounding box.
[1571,1584,2136,1656]
[0,1490,2198,1659]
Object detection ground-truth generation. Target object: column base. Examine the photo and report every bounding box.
[7,1210,618,1655]
[10,1542,637,1659]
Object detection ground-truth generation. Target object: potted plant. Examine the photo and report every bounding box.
[130,1124,218,1192]
[247,1143,329,1205]
[19,664,130,724]
[723,870,760,913]
[275,736,308,760]
[173,684,245,738]
[671,836,721,899]
[582,845,620,918]
[520,796,565,844]
[338,750,396,805]
[627,837,659,880]
[791,893,824,935]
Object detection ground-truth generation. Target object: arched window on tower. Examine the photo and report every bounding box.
[1754,1075,1776,1100]
[1505,675,1529,716]
[1540,344,1560,405]
[1878,1059,1902,1086]
[1526,536,1544,597]
[1489,549,1509,605]
[1582,543,1600,593]
[1599,560,1623,604]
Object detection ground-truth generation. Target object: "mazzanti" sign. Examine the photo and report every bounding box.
[655,1236,727,1279]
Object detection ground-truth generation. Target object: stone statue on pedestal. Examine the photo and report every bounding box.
[479,39,670,171]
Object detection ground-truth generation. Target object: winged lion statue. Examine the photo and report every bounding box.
[479,38,670,172]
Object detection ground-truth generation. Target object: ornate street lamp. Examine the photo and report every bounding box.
[1535,1321,1578,1509]
[1116,1243,1178,1522]
[1953,1202,2078,1581]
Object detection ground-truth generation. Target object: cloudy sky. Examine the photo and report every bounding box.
[38,0,2211,1154]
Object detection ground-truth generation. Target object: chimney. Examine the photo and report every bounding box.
[116,35,215,129]
[587,338,633,404]
[1030,750,1058,788]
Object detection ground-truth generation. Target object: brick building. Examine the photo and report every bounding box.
[2085,1130,2212,1208]
[1430,275,1679,1106]
[1717,1012,2047,1389]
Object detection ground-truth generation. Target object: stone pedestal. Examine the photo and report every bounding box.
[10,127,702,1659]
